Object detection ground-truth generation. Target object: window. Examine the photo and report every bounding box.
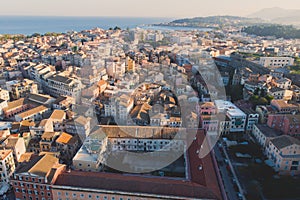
[291,166,298,170]
[292,161,299,165]
[80,194,85,198]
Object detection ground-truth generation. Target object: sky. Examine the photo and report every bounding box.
[1,0,300,18]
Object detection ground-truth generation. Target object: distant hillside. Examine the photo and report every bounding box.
[160,16,264,28]
[242,24,300,39]
[248,7,300,27]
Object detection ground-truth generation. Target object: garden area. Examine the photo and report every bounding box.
[237,164,300,199]
[226,137,300,199]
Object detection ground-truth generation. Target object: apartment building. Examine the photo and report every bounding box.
[0,99,8,116]
[39,132,59,152]
[214,100,247,132]
[6,79,38,100]
[200,102,216,115]
[42,74,83,103]
[11,153,66,200]
[1,136,26,162]
[267,114,300,136]
[55,132,79,162]
[265,135,300,175]
[65,116,91,141]
[252,124,282,147]
[268,87,293,100]
[270,100,298,114]
[0,88,10,101]
[3,98,32,118]
[274,78,292,90]
[238,107,259,132]
[201,115,219,132]
[0,150,15,183]
[49,110,66,132]
[259,57,294,68]
[104,94,134,124]
[15,105,50,122]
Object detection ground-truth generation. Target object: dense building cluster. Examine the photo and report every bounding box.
[0,23,299,199]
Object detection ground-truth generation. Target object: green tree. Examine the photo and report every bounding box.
[114,26,121,30]
[265,94,274,103]
[258,97,268,105]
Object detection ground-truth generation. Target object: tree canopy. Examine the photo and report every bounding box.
[242,25,300,39]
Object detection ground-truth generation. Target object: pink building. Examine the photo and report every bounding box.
[200,102,216,115]
[267,114,300,136]
[201,115,219,132]
[3,98,31,118]
[270,100,298,114]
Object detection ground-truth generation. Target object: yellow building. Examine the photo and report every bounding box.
[126,56,135,72]
[266,135,300,175]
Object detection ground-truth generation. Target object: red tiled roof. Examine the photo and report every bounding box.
[54,170,218,199]
[54,129,222,199]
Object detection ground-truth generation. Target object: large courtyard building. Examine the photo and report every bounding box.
[69,126,223,200]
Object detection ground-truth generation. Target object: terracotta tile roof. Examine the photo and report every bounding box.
[28,154,59,177]
[18,152,35,163]
[3,98,25,111]
[50,110,66,121]
[56,127,222,199]
[200,102,215,108]
[56,132,73,145]
[54,170,218,199]
[270,135,300,149]
[17,105,48,119]
[41,132,56,139]
[0,149,12,160]
[98,125,179,139]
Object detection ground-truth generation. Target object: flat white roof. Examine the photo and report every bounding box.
[214,100,246,117]
[0,122,12,130]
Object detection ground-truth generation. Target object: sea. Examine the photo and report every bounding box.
[0,16,212,35]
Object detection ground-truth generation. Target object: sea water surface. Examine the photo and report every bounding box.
[0,16,172,35]
[0,16,212,35]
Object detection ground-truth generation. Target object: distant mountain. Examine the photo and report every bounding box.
[248,7,300,27]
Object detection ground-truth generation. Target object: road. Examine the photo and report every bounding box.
[214,145,240,200]
[221,142,247,200]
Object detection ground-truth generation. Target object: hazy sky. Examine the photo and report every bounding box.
[1,0,300,18]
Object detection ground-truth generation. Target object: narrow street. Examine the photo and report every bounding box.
[214,145,240,200]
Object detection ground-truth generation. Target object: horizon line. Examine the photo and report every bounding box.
[0,14,252,19]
